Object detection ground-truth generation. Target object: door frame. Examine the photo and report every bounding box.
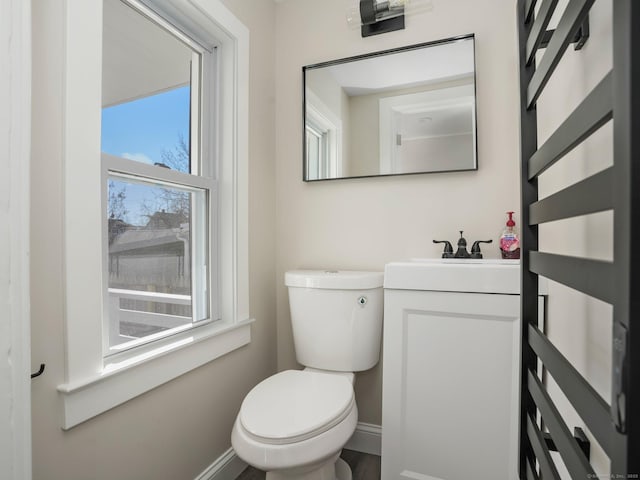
[0,0,32,478]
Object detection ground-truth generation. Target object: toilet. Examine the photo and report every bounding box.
[232,270,384,480]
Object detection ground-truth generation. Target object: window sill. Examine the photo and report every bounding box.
[57,319,253,430]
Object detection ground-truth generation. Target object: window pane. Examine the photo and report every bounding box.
[101,0,199,173]
[107,177,208,349]
[102,88,192,172]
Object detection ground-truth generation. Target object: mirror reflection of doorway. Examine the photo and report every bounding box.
[383,87,476,174]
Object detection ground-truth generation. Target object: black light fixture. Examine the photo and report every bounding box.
[358,0,405,37]
[350,0,435,38]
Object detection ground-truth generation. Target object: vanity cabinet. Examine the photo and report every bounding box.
[381,260,544,480]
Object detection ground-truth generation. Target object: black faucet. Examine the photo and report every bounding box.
[432,239,454,258]
[454,231,471,258]
[471,239,493,259]
[433,231,493,259]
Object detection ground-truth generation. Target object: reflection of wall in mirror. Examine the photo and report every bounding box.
[305,68,350,178]
[348,76,474,177]
[398,133,473,173]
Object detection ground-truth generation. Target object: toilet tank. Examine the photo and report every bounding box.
[285,270,384,372]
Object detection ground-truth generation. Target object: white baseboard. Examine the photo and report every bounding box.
[344,422,382,457]
[195,447,247,480]
[196,423,381,480]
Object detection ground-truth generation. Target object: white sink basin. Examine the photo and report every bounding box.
[384,258,522,294]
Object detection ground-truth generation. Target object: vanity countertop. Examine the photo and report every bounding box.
[384,258,547,295]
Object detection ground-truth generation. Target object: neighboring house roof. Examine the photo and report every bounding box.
[109,210,189,256]
[109,228,187,256]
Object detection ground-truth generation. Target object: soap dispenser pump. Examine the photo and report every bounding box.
[500,212,520,259]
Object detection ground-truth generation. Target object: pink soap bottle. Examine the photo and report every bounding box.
[500,212,521,259]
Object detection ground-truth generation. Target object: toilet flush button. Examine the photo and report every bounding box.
[358,296,367,306]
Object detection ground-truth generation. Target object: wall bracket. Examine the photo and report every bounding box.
[540,14,590,51]
[543,427,591,461]
[359,0,406,37]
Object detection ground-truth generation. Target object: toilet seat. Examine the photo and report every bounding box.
[239,370,355,445]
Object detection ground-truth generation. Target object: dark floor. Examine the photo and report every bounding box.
[236,449,381,480]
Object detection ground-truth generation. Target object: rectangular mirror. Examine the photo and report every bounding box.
[303,34,477,181]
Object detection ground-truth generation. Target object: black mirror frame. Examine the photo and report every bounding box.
[302,33,478,182]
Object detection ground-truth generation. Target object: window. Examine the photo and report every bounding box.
[306,119,329,179]
[57,0,250,429]
[101,0,214,355]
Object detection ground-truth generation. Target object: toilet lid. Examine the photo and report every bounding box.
[239,370,355,445]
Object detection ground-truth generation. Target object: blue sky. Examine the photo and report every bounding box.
[102,86,190,171]
[102,86,191,225]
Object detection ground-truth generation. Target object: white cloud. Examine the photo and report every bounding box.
[121,152,154,164]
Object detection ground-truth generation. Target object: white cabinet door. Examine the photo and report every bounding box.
[381,290,529,480]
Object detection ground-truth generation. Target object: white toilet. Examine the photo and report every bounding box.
[232,270,384,480]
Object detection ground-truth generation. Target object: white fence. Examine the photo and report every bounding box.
[108,288,192,348]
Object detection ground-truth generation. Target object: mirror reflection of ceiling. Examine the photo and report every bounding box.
[325,39,474,96]
[102,0,193,107]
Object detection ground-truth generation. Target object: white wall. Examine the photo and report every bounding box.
[397,133,474,173]
[29,1,276,479]
[536,0,613,476]
[275,0,521,425]
[306,68,344,121]
[0,0,32,479]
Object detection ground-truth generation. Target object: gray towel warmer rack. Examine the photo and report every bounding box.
[518,0,638,478]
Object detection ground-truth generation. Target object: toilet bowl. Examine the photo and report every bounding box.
[232,369,357,479]
[231,270,384,480]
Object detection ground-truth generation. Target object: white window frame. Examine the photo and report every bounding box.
[306,118,328,179]
[304,90,343,179]
[102,155,215,356]
[57,0,250,430]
